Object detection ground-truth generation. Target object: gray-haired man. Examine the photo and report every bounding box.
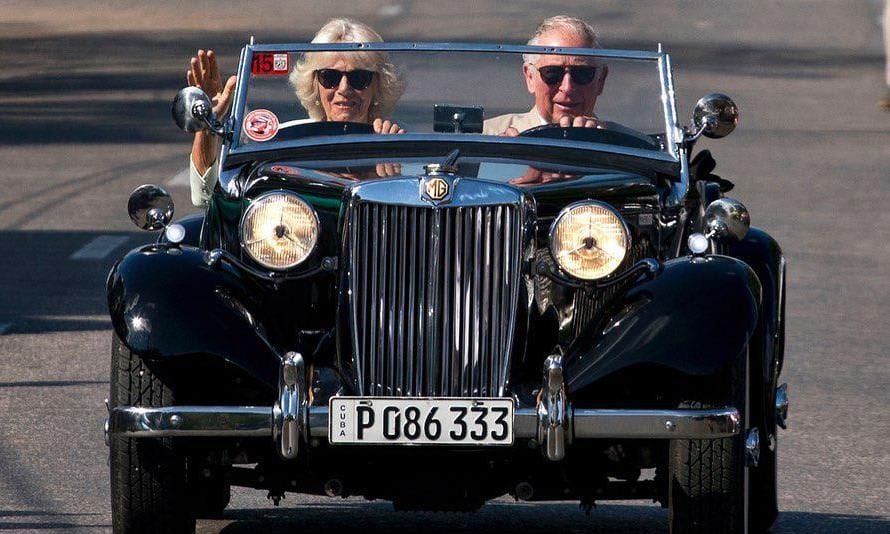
[484,16,608,135]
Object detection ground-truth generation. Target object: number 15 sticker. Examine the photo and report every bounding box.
[252,53,289,75]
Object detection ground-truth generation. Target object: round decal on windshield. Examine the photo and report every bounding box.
[243,109,279,142]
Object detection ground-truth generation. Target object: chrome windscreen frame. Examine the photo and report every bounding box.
[225,42,681,149]
[220,43,683,197]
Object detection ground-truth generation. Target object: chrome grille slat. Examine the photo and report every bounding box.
[348,200,521,397]
[472,209,482,395]
[417,211,428,395]
[396,206,407,396]
[490,205,503,394]
[406,208,417,396]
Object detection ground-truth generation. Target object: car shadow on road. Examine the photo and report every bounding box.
[205,502,889,534]
[0,510,107,531]
[772,511,890,533]
[0,230,151,335]
[210,500,670,534]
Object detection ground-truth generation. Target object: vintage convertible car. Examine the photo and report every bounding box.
[104,43,788,533]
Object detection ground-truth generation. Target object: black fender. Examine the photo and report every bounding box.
[106,243,279,389]
[725,226,785,474]
[565,254,761,405]
[726,227,785,381]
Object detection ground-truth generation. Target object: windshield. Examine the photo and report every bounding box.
[231,44,676,156]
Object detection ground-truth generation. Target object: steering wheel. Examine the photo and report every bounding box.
[519,122,658,150]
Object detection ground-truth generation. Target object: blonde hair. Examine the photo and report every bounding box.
[290,18,405,121]
[523,15,601,65]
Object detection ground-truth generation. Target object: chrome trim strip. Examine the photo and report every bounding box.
[230,44,253,153]
[228,134,681,163]
[352,177,520,207]
[109,406,272,437]
[659,49,681,159]
[248,42,663,60]
[661,49,688,207]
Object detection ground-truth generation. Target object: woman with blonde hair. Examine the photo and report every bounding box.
[290,18,405,127]
[187,18,406,206]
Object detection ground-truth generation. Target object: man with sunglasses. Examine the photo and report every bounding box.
[483,16,607,136]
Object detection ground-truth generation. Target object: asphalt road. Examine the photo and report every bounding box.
[0,1,888,532]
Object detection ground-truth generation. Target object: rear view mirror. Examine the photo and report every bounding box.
[691,93,739,139]
[128,184,174,231]
[172,87,214,133]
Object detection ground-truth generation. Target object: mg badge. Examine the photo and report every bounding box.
[421,175,453,204]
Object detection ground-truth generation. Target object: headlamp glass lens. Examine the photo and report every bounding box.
[551,202,629,280]
[242,192,318,269]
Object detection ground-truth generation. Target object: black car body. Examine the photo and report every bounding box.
[105,43,788,533]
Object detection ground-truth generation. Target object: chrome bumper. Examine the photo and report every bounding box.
[105,353,741,459]
[107,405,739,440]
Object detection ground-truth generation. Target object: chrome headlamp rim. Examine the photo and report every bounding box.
[548,199,631,281]
[239,189,320,271]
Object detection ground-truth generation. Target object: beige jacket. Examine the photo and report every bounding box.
[482,108,544,135]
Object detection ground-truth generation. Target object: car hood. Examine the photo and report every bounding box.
[254,158,658,201]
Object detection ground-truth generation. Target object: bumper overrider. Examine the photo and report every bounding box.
[105,353,753,461]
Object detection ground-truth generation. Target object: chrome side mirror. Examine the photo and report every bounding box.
[688,93,739,141]
[128,185,174,231]
[172,86,219,134]
[704,198,750,242]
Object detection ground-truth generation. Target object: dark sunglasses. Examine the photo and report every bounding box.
[315,68,375,90]
[536,65,598,86]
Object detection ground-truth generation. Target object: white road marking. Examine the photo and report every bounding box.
[0,323,11,335]
[28,314,108,322]
[70,235,130,260]
[166,167,190,187]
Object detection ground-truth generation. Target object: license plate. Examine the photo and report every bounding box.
[329,397,514,445]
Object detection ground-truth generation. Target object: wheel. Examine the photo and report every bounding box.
[109,332,195,534]
[748,281,786,533]
[748,297,785,533]
[668,352,747,534]
[748,389,778,533]
[668,424,745,533]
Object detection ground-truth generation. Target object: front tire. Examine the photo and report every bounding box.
[109,333,195,534]
[668,432,745,533]
[669,352,747,534]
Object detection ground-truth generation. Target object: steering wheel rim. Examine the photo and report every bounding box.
[518,123,658,150]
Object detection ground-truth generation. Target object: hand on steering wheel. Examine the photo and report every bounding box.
[557,114,601,129]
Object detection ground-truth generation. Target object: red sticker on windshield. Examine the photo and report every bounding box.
[251,52,289,75]
[243,109,279,142]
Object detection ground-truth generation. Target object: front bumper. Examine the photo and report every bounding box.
[105,353,742,460]
[107,405,740,440]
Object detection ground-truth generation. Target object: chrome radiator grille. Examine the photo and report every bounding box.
[347,201,522,397]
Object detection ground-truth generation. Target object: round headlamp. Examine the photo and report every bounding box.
[241,191,319,270]
[549,201,630,280]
